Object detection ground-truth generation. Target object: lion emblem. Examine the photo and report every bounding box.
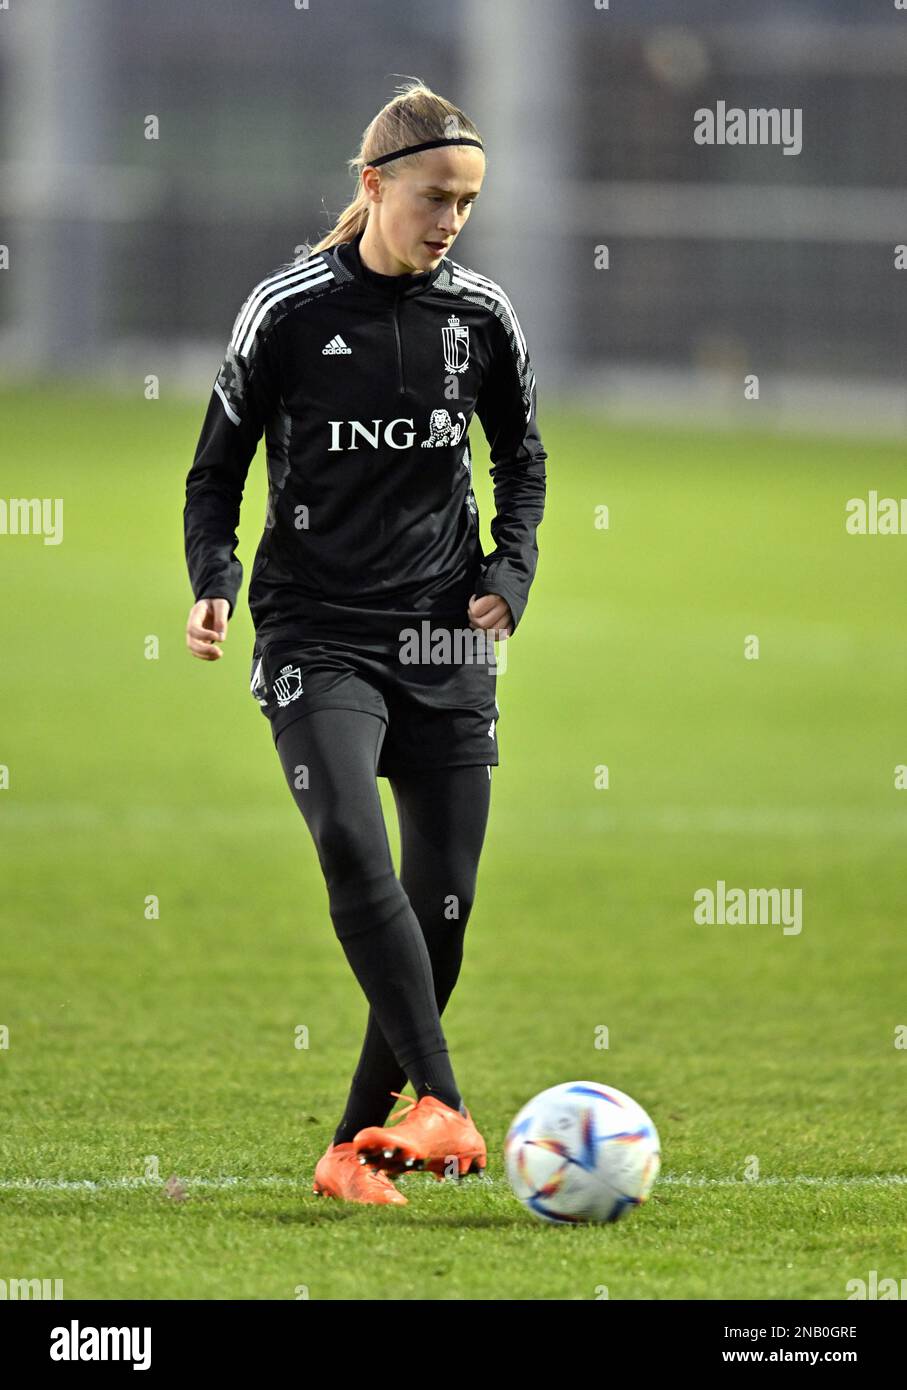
[420,409,466,447]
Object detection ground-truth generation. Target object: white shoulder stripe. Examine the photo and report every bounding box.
[231,255,325,347]
[214,380,241,426]
[232,257,334,356]
[236,269,334,359]
[449,266,527,360]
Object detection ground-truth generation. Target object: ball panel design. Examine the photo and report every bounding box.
[504,1080,661,1225]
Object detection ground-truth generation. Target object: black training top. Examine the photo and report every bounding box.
[183,226,547,649]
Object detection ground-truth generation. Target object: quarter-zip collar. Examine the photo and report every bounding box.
[334,227,445,299]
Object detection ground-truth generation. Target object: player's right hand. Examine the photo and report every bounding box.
[186,597,230,660]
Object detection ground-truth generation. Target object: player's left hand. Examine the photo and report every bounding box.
[467,592,512,639]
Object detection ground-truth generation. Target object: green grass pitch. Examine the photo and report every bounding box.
[1,385,905,1299]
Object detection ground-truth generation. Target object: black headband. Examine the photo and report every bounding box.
[367,137,485,168]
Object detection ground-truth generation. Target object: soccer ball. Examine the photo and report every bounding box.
[504,1080,661,1224]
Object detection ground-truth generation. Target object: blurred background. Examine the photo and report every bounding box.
[1,0,905,433]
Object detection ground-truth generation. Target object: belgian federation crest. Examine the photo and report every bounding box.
[442,315,470,375]
[273,664,303,707]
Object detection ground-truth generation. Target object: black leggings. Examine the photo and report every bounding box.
[274,707,492,1134]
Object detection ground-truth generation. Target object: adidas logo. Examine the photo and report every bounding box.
[322,335,352,355]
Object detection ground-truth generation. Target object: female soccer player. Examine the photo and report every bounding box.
[183,79,547,1205]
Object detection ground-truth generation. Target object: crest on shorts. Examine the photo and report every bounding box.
[273,664,303,707]
[442,315,469,375]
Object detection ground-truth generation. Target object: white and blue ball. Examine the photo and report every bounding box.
[504,1081,661,1224]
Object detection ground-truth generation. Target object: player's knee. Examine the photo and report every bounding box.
[315,814,385,884]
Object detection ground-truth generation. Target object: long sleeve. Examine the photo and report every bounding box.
[472,313,547,634]
[183,315,281,618]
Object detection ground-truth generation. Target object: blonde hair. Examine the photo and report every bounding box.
[303,77,484,257]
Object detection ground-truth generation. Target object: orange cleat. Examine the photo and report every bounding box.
[352,1091,487,1179]
[312,1141,408,1205]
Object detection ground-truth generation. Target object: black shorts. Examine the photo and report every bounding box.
[249,628,500,777]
